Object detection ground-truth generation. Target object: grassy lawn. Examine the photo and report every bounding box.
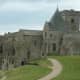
[0,71,3,78]
[4,58,51,80]
[51,56,80,80]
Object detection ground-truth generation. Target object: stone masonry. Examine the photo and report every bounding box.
[0,8,80,70]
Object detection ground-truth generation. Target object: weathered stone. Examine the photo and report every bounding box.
[0,8,80,70]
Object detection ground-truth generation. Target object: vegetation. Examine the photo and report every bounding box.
[51,56,80,80]
[5,58,52,80]
[0,71,2,78]
[1,56,80,80]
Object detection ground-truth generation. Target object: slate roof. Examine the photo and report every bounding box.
[48,8,65,31]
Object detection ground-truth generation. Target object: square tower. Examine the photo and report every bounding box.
[61,9,80,32]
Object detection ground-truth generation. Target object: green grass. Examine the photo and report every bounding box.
[0,71,2,78]
[51,56,80,80]
[4,58,51,80]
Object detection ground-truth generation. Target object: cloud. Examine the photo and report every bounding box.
[0,1,56,12]
[0,0,80,33]
[0,0,80,12]
[0,0,58,2]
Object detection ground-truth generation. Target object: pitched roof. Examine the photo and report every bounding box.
[48,8,65,31]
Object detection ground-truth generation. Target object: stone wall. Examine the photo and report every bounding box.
[43,30,63,55]
[60,32,80,55]
[0,30,43,70]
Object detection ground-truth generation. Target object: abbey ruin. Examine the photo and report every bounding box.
[0,8,80,70]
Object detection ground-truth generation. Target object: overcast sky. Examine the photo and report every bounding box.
[0,0,80,34]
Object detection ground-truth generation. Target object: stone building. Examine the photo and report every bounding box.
[0,8,80,69]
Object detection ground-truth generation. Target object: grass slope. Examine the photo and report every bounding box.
[51,56,80,80]
[5,58,51,80]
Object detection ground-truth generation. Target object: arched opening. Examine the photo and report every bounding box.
[21,61,25,66]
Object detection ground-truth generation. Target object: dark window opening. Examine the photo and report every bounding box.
[34,40,37,46]
[21,61,25,66]
[12,47,15,56]
[53,43,56,51]
[45,32,47,38]
[71,18,74,23]
[42,53,45,56]
[27,51,31,61]
[59,37,63,45]
[0,46,3,53]
[12,60,14,64]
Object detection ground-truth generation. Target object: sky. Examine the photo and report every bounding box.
[0,0,80,34]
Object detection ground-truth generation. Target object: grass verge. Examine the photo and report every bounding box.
[51,56,80,80]
[4,58,52,80]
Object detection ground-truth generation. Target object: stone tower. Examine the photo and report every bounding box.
[43,8,64,55]
[43,8,80,55]
[61,9,80,32]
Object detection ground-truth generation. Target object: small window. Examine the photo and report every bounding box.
[34,40,37,46]
[45,32,47,38]
[12,47,15,56]
[71,18,74,23]
[52,43,56,51]
[0,46,3,53]
[42,53,45,56]
[12,60,14,64]
[21,61,25,66]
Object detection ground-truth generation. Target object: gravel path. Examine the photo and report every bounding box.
[0,71,6,80]
[38,58,62,80]
[0,76,6,80]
